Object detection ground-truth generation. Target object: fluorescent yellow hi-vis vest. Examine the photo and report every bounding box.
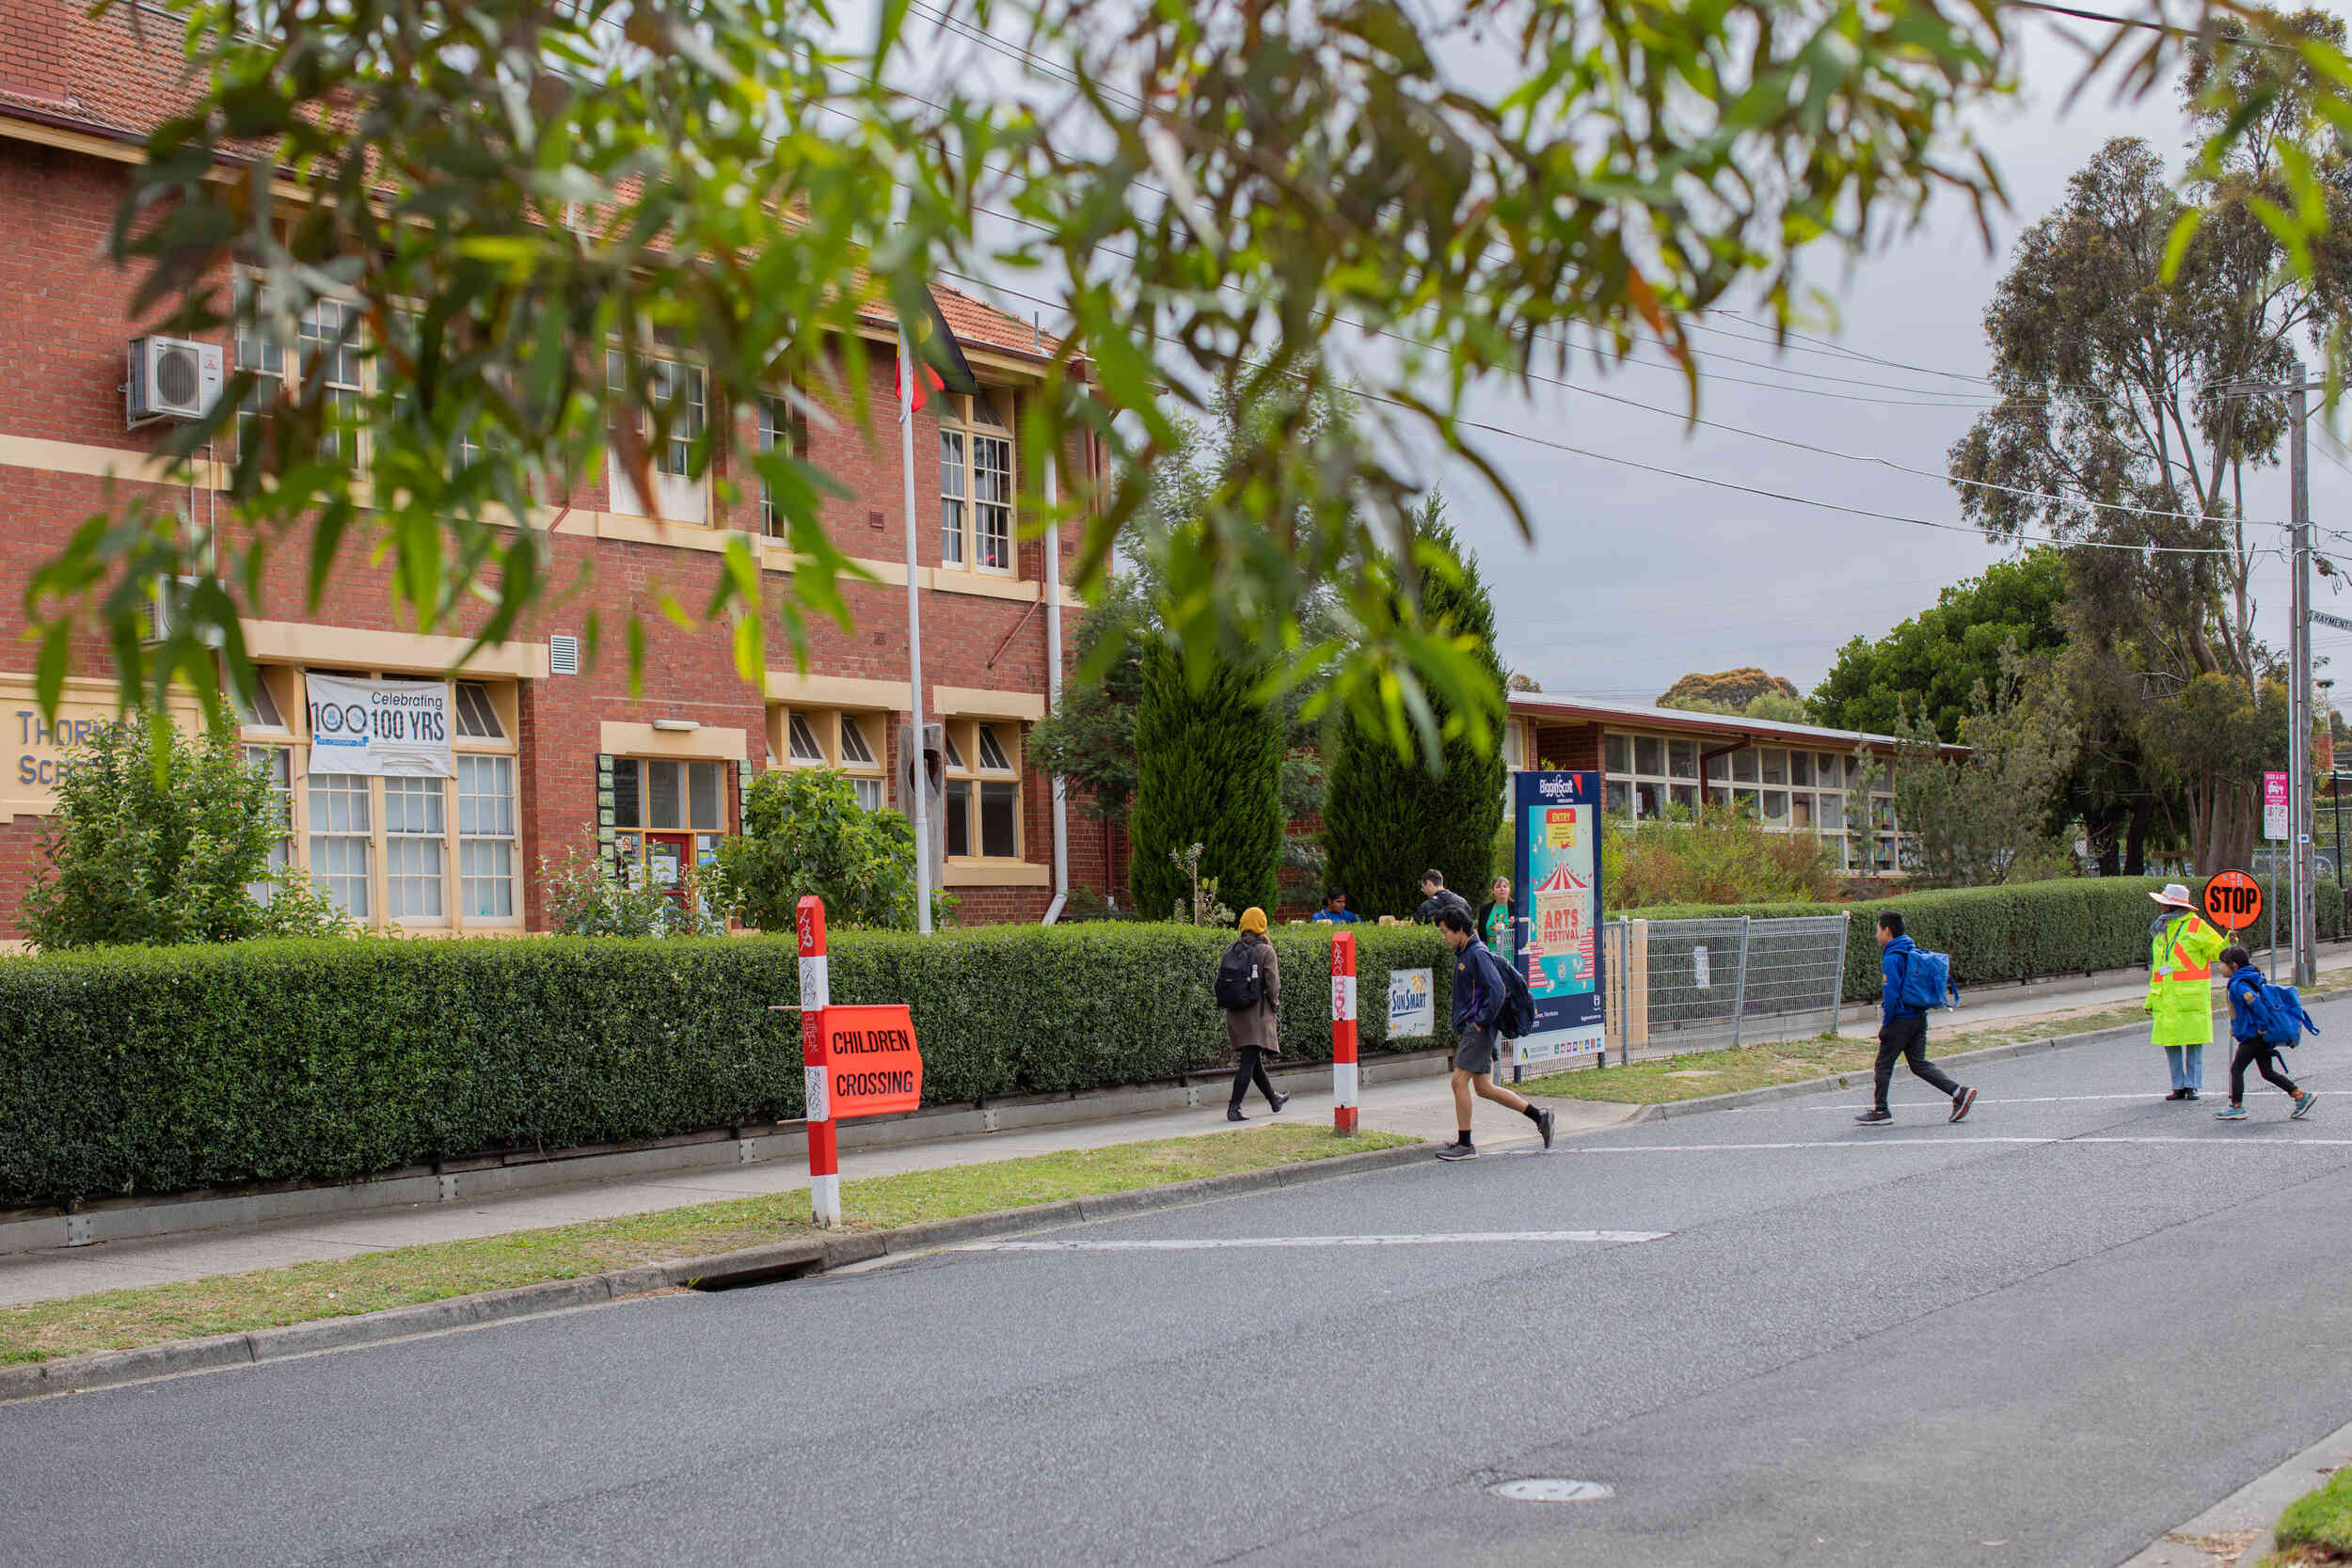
[2146,912,2226,1048]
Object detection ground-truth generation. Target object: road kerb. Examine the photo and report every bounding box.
[2112,1409,2352,1568]
[0,1139,1429,1406]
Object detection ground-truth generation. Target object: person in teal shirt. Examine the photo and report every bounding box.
[1478,875,1514,955]
[1311,888,1359,924]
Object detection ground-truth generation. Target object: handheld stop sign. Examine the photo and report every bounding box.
[2201,871,2262,933]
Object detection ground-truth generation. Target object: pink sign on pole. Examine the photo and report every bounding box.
[2265,770,2290,842]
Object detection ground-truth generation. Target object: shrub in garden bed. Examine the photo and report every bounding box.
[0,922,1452,1208]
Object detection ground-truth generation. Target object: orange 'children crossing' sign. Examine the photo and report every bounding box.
[2202,870,2262,933]
[818,1004,924,1117]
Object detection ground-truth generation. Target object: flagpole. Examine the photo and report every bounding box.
[898,325,935,935]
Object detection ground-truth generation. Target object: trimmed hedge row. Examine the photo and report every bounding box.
[1628,877,2347,1004]
[0,924,1454,1208]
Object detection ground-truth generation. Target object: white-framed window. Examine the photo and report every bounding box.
[456,754,516,917]
[943,718,1021,859]
[938,391,1015,575]
[383,775,447,923]
[309,772,373,918]
[243,670,523,928]
[604,348,707,521]
[244,743,294,903]
[758,394,791,539]
[1606,732,1901,864]
[299,298,364,464]
[771,707,886,811]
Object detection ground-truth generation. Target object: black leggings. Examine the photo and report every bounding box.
[1230,1047,1279,1110]
[2229,1039,2300,1102]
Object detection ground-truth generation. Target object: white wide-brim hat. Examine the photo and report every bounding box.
[2151,883,2194,908]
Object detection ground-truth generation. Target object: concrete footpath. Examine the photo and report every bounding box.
[7,939,2349,1312]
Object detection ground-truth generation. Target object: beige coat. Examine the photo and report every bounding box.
[1221,934,1282,1058]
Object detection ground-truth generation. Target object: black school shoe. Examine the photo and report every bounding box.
[2165,1088,2189,1101]
[1269,1090,1291,1114]
[1854,1108,1894,1126]
[1227,1106,1248,1122]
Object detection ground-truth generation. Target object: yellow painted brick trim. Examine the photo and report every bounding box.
[596,721,749,762]
[764,672,914,710]
[241,620,551,679]
[933,685,1046,721]
[944,859,1052,887]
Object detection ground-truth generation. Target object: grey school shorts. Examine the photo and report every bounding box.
[1454,1023,1499,1075]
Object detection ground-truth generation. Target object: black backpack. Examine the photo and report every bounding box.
[1496,951,1538,1039]
[1214,938,1264,1011]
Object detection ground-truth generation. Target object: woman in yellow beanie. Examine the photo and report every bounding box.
[1218,908,1289,1120]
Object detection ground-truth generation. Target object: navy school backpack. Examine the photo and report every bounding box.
[1895,946,1955,1012]
[1214,938,1264,1011]
[1495,950,1538,1039]
[2234,974,2320,1048]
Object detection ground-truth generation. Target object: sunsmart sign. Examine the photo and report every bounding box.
[819,1005,924,1117]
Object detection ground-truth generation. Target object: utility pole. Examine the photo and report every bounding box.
[2290,361,2316,987]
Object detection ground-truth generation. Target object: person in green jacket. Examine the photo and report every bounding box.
[2145,882,2227,1101]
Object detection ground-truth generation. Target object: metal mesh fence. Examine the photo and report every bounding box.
[1602,914,1851,1060]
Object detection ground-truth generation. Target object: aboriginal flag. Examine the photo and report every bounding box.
[903,286,981,413]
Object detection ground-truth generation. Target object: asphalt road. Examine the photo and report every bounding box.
[5,1002,2351,1568]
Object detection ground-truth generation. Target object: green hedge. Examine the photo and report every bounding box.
[0,923,1453,1208]
[1627,877,2346,1004]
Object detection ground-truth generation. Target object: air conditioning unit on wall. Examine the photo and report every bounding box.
[125,335,225,427]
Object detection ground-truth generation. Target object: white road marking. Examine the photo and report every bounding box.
[1563,1134,2352,1154]
[953,1230,1670,1253]
[1765,1089,2330,1112]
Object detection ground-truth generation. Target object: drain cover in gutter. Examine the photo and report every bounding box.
[1488,1479,1614,1503]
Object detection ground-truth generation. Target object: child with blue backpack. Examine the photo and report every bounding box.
[1856,911,1978,1127]
[2217,946,2321,1123]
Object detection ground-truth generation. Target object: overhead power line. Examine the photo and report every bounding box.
[933,267,2273,562]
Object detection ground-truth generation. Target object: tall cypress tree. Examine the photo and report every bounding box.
[1128,642,1284,919]
[1323,498,1507,918]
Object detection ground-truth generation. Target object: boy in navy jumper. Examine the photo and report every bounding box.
[2217,946,2321,1122]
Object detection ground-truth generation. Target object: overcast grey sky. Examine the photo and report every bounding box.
[900,3,2352,713]
[1433,15,2352,712]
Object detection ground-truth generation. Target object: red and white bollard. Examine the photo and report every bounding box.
[1331,931,1359,1135]
[797,895,840,1227]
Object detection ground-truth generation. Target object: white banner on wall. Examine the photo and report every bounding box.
[304,673,453,778]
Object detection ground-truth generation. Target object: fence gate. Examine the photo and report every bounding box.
[1603,914,1850,1062]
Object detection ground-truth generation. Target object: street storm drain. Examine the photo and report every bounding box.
[1487,1479,1615,1504]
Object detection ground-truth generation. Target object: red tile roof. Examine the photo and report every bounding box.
[0,0,1065,364]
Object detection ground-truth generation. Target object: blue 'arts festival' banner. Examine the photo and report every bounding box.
[1510,770,1607,1063]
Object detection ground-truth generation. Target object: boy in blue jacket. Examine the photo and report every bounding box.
[2217,946,2321,1122]
[1856,911,1978,1127]
[1434,906,1555,1160]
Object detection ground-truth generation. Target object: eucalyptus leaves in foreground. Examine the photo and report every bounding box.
[36,0,2040,764]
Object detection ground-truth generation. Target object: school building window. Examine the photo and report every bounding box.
[757,394,792,539]
[769,706,886,811]
[938,391,1015,575]
[611,757,729,891]
[234,277,366,465]
[604,349,707,522]
[941,719,1021,860]
[234,668,523,929]
[1602,730,1902,872]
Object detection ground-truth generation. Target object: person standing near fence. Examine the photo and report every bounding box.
[1434,906,1554,1159]
[1218,907,1290,1122]
[1478,875,1514,955]
[1857,911,1977,1127]
[2145,881,2225,1102]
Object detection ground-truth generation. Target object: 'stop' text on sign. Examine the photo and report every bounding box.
[818,1004,923,1117]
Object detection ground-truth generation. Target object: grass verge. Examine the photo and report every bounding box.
[2259,1465,2352,1567]
[0,1124,1411,1367]
[1514,994,2260,1106]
